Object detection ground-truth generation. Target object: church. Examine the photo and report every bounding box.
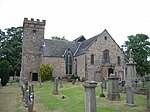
[20,18,127,82]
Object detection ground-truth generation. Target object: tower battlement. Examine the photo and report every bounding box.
[23,18,46,27]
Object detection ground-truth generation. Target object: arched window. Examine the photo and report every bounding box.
[65,50,73,74]
[117,56,121,66]
[91,54,94,65]
[103,49,109,63]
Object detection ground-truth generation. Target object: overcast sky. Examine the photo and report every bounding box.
[0,0,150,46]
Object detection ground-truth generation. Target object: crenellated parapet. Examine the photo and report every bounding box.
[23,18,46,29]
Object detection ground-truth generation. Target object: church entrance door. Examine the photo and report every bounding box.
[32,73,38,81]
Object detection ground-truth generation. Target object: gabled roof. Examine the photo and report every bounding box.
[75,33,102,56]
[43,39,79,57]
[73,35,86,42]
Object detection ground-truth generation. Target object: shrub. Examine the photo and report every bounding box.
[0,60,10,86]
[38,64,53,82]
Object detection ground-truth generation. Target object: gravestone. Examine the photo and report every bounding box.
[108,74,120,100]
[22,84,26,102]
[145,76,150,112]
[126,49,137,86]
[87,68,95,81]
[28,92,34,112]
[126,86,134,106]
[59,79,63,88]
[39,77,42,88]
[53,78,58,95]
[83,81,97,112]
[100,82,105,97]
[76,79,79,86]
[102,78,107,90]
[0,78,2,88]
[25,90,29,107]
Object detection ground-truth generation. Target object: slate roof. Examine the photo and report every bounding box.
[75,33,102,56]
[43,39,79,57]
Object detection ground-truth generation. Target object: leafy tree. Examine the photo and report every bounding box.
[0,27,23,76]
[38,64,53,82]
[0,60,10,86]
[122,34,150,76]
[51,36,67,41]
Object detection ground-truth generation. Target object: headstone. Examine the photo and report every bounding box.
[145,76,150,112]
[0,78,2,88]
[102,78,107,90]
[100,82,105,97]
[28,92,34,112]
[39,77,42,88]
[126,49,137,86]
[108,74,120,101]
[83,81,97,112]
[59,79,63,88]
[126,86,134,106]
[76,79,79,86]
[22,84,26,102]
[25,90,29,107]
[53,78,59,95]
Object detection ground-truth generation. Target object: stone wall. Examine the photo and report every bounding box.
[21,18,46,81]
[75,54,86,80]
[42,56,66,78]
[86,30,125,80]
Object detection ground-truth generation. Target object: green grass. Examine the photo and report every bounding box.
[34,81,147,112]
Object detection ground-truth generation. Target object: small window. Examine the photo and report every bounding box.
[91,54,94,65]
[104,36,107,40]
[117,56,121,66]
[103,49,109,63]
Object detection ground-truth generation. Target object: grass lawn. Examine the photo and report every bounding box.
[34,81,147,112]
[0,81,147,112]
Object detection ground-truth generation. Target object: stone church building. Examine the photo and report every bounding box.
[20,18,126,82]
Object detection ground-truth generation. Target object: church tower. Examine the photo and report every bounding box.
[20,18,46,82]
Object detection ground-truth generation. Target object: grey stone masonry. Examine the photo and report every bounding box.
[145,76,150,112]
[108,74,120,100]
[126,86,134,106]
[53,78,59,95]
[83,81,97,112]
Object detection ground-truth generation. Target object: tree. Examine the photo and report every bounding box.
[38,64,53,82]
[0,60,10,86]
[0,27,23,76]
[51,36,67,41]
[122,34,150,76]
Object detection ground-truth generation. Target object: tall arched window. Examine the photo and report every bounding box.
[65,50,73,74]
[91,54,94,65]
[117,56,121,66]
[103,49,109,63]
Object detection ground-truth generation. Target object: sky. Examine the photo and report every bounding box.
[0,0,150,46]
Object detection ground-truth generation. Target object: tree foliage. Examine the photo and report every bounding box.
[38,64,53,82]
[51,36,67,41]
[0,60,10,86]
[122,34,150,76]
[0,27,23,76]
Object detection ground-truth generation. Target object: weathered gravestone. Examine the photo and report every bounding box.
[145,76,150,112]
[76,79,79,86]
[126,85,134,106]
[25,90,29,107]
[28,92,34,112]
[53,78,59,95]
[0,78,2,88]
[100,82,105,97]
[108,74,120,100]
[59,79,63,88]
[83,81,97,112]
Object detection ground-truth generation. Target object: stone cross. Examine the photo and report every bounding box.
[108,74,120,100]
[83,81,97,112]
[53,78,58,95]
[145,76,150,112]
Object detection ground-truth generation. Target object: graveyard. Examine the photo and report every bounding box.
[0,80,148,112]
